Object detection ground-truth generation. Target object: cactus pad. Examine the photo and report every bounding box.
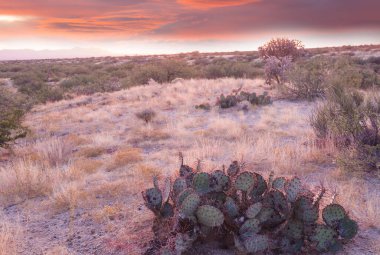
[246,202,262,219]
[285,177,302,202]
[235,172,255,192]
[227,161,240,177]
[177,188,194,206]
[283,220,304,240]
[144,188,162,210]
[180,193,200,217]
[179,164,194,177]
[193,172,211,194]
[270,190,289,216]
[338,217,358,239]
[244,234,269,253]
[196,205,224,227]
[224,197,240,218]
[250,173,267,197]
[173,178,187,198]
[239,218,261,235]
[272,177,286,190]
[311,225,338,252]
[279,237,304,253]
[160,202,174,218]
[322,204,346,227]
[211,170,230,192]
[295,195,318,224]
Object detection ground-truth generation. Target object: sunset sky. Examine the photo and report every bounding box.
[0,0,379,57]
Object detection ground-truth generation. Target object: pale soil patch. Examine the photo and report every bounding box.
[1,78,379,254]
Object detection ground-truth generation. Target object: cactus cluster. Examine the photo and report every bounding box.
[142,158,358,254]
[218,91,271,109]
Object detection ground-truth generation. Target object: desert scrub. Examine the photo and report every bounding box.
[135,109,156,124]
[142,159,358,254]
[217,88,271,109]
[311,85,380,175]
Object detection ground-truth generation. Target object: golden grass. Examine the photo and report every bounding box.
[107,148,142,171]
[0,215,22,255]
[49,181,86,213]
[68,158,103,179]
[0,159,61,205]
[75,146,107,158]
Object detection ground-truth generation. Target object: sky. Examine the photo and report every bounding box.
[0,0,379,58]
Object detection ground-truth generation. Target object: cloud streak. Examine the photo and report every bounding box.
[0,0,378,51]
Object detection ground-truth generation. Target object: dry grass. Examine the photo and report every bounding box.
[0,215,22,255]
[3,77,379,253]
[0,159,61,205]
[107,147,142,171]
[75,146,108,158]
[68,158,103,179]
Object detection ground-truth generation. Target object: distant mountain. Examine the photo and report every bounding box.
[0,48,113,61]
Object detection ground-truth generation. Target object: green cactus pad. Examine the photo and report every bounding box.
[235,172,255,192]
[311,225,338,252]
[211,170,230,192]
[224,197,240,218]
[272,177,286,190]
[180,193,200,217]
[295,195,318,224]
[239,218,261,235]
[196,205,224,227]
[179,164,194,177]
[283,220,304,240]
[246,202,262,219]
[160,202,174,218]
[173,178,187,198]
[338,217,358,239]
[285,177,302,202]
[257,207,275,223]
[227,161,240,177]
[244,234,269,253]
[193,172,211,194]
[270,190,289,216]
[322,204,347,227]
[144,188,162,210]
[177,188,194,206]
[249,173,267,197]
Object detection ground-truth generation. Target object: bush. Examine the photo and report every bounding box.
[0,89,28,148]
[311,85,380,174]
[259,38,304,60]
[287,57,331,100]
[205,60,262,79]
[135,109,156,124]
[264,56,292,85]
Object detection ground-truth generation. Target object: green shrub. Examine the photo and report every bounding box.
[311,85,380,174]
[205,60,262,79]
[287,57,331,100]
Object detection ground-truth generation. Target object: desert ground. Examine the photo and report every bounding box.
[1,47,380,255]
[1,78,379,254]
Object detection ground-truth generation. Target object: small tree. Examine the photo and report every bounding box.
[259,38,304,61]
[259,38,304,85]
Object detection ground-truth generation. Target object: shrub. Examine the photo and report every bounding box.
[286,57,331,100]
[264,56,292,85]
[217,90,271,109]
[143,159,358,254]
[311,85,380,174]
[135,109,156,123]
[0,89,28,148]
[205,60,262,79]
[259,38,304,60]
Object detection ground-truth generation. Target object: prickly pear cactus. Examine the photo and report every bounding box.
[235,172,255,192]
[142,158,358,255]
[196,205,224,227]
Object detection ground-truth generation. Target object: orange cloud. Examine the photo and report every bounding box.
[177,0,258,9]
